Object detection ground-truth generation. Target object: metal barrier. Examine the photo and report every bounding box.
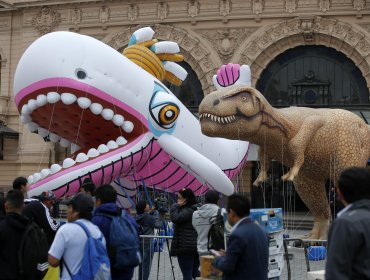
[283,238,327,280]
[134,234,183,280]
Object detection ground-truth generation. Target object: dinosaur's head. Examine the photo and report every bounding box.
[199,85,266,140]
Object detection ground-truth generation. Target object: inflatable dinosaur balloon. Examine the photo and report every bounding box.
[13,29,248,199]
[199,63,370,239]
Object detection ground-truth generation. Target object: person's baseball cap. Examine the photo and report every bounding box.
[66,193,94,213]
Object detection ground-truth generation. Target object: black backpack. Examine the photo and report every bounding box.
[18,221,49,280]
[207,208,225,251]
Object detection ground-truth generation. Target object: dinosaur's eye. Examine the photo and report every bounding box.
[75,68,87,79]
[151,102,180,129]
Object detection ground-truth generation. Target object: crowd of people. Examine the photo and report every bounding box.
[0,166,369,280]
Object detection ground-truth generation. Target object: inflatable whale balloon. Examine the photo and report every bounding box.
[13,28,249,198]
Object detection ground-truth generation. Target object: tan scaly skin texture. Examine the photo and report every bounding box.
[199,85,370,240]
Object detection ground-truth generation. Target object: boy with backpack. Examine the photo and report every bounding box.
[192,190,225,256]
[0,190,49,280]
[48,193,111,280]
[92,184,141,280]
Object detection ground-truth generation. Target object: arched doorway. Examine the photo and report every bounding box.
[252,45,369,213]
[163,61,204,114]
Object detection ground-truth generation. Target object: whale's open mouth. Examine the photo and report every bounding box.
[15,78,149,187]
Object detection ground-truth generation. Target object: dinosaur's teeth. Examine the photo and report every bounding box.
[63,158,76,168]
[36,94,48,107]
[50,164,62,174]
[87,148,100,158]
[76,153,88,163]
[90,102,103,115]
[97,144,109,153]
[113,114,125,126]
[217,117,221,123]
[60,137,71,148]
[116,136,128,145]
[61,93,77,105]
[122,121,134,133]
[102,108,114,121]
[47,92,61,104]
[107,140,119,150]
[77,97,91,109]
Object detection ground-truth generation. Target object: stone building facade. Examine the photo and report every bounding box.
[0,0,369,195]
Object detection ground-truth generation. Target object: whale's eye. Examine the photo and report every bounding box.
[76,69,87,79]
[150,102,180,129]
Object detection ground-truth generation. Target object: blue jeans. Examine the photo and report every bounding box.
[177,254,200,280]
[138,241,154,280]
[112,267,134,280]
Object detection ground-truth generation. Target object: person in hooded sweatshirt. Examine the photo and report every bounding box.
[192,190,224,256]
[135,200,163,280]
[92,184,139,280]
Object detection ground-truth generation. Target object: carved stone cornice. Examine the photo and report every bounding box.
[157,2,168,20]
[31,6,61,35]
[240,17,370,87]
[197,27,259,63]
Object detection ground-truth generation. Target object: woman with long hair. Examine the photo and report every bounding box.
[170,188,200,280]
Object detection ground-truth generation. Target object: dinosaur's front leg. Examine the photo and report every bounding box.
[253,147,271,186]
[294,175,331,240]
[282,116,325,182]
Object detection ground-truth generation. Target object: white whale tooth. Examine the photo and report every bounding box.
[71,143,81,154]
[28,99,38,112]
[101,108,114,121]
[27,122,38,133]
[87,148,100,158]
[21,104,30,115]
[63,158,76,168]
[76,152,88,163]
[112,114,124,126]
[33,172,42,182]
[40,169,50,178]
[38,127,49,138]
[47,92,61,104]
[98,144,109,153]
[50,164,62,174]
[107,140,118,150]
[36,94,47,107]
[77,97,91,109]
[49,133,61,142]
[90,103,103,115]
[116,136,127,146]
[21,115,32,124]
[122,121,134,133]
[60,138,71,148]
[28,175,34,184]
[61,93,77,105]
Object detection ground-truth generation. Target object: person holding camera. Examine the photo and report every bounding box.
[135,200,163,280]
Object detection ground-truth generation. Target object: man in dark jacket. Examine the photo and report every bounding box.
[325,167,370,280]
[136,200,163,280]
[0,190,30,279]
[22,191,59,246]
[212,194,269,280]
[92,184,139,280]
